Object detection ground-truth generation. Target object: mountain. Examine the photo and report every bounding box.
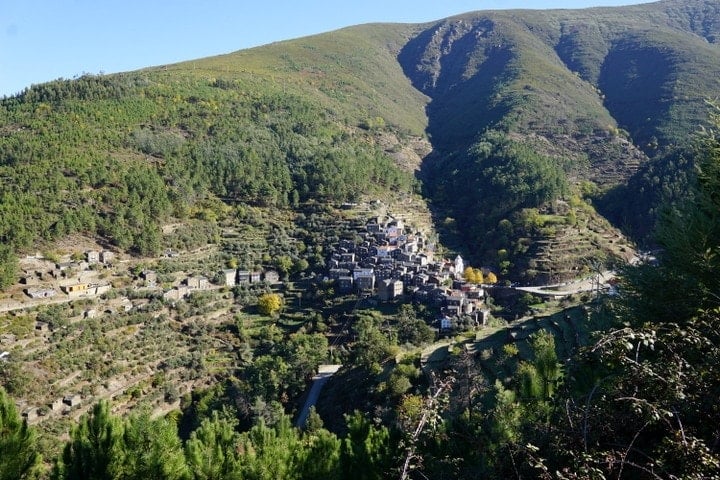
[395,0,720,280]
[1,0,719,285]
[3,2,720,477]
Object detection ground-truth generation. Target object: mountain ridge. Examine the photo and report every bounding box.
[1,0,719,284]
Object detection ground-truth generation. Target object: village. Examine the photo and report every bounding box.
[324,214,493,330]
[5,209,497,334]
[0,199,505,426]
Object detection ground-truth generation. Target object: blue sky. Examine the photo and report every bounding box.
[2,0,653,97]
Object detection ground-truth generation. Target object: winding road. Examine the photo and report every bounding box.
[295,364,342,428]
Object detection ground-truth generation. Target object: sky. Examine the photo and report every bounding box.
[2,0,654,97]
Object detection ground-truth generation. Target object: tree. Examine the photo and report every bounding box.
[352,316,395,370]
[297,428,341,480]
[122,411,188,480]
[517,331,561,406]
[485,271,498,284]
[340,411,394,480]
[396,305,434,346]
[185,412,243,480]
[0,387,42,480]
[53,401,124,480]
[463,267,483,284]
[292,258,309,274]
[257,293,283,316]
[0,245,17,290]
[275,256,293,278]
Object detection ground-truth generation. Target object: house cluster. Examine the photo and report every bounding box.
[22,250,114,299]
[325,216,491,325]
[161,268,281,302]
[222,269,280,287]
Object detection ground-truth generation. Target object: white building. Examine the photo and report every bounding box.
[454,255,465,275]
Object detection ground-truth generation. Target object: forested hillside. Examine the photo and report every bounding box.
[0,46,422,287]
[2,0,720,283]
[397,0,720,277]
[2,0,720,478]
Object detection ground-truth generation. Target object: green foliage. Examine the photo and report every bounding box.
[396,304,434,346]
[48,399,351,480]
[0,245,17,290]
[518,331,561,402]
[352,316,396,370]
[340,411,394,480]
[185,411,243,480]
[425,130,568,266]
[597,146,695,241]
[0,60,416,283]
[533,108,720,478]
[122,410,188,480]
[0,387,42,480]
[54,400,124,480]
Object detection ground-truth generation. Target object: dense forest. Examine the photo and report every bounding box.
[0,74,416,288]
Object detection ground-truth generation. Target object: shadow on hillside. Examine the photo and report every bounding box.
[396,22,517,261]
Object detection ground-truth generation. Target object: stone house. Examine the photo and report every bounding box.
[186,276,209,290]
[222,269,237,287]
[328,268,350,281]
[263,270,280,283]
[49,398,65,412]
[354,268,375,291]
[61,283,89,295]
[63,394,82,407]
[99,250,114,264]
[337,276,354,293]
[163,286,189,301]
[22,408,38,423]
[378,279,403,302]
[141,270,158,287]
[25,288,56,299]
[35,321,49,333]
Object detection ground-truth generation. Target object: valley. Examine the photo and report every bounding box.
[1,0,719,478]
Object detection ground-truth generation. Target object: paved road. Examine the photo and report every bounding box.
[515,270,615,297]
[295,364,342,428]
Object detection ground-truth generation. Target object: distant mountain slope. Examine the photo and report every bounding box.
[1,0,719,285]
[399,0,720,176]
[391,0,720,279]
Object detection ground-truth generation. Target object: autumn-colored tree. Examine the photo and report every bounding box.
[485,271,498,284]
[463,267,484,284]
[257,293,283,316]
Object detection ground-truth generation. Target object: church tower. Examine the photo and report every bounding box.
[455,255,464,275]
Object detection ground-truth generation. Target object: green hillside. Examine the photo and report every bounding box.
[0,27,428,286]
[394,0,720,278]
[1,0,719,283]
[2,1,720,478]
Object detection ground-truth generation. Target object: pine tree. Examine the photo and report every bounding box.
[340,411,394,480]
[0,387,41,480]
[53,401,124,480]
[122,411,188,480]
[185,411,243,480]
